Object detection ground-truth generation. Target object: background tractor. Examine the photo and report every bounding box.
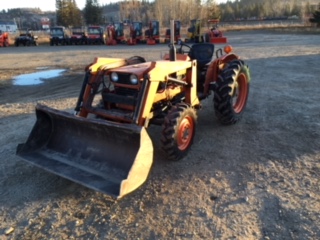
[17,21,251,199]
[164,20,181,43]
[70,27,87,45]
[185,19,202,43]
[106,22,125,45]
[127,21,143,45]
[49,26,70,46]
[87,26,106,45]
[14,29,38,46]
[145,20,160,45]
[204,19,227,44]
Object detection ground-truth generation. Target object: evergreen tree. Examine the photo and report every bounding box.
[84,0,103,25]
[309,4,320,27]
[204,0,221,20]
[56,0,82,27]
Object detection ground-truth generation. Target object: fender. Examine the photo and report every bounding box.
[203,53,240,95]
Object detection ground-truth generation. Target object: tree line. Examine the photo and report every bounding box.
[219,0,318,22]
[55,0,320,27]
[309,3,320,26]
[55,0,218,27]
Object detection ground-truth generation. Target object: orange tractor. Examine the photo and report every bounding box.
[87,26,106,45]
[0,30,9,47]
[106,22,125,45]
[127,21,143,45]
[145,20,160,45]
[205,19,227,44]
[17,21,251,199]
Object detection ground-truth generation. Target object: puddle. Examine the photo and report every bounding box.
[13,69,66,86]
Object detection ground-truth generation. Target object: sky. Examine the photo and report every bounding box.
[1,0,228,12]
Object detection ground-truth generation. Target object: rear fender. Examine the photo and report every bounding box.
[218,53,239,65]
[203,53,240,95]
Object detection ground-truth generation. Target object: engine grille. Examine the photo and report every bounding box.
[101,86,139,107]
[115,87,138,97]
[116,73,134,85]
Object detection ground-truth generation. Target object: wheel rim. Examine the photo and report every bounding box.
[177,116,194,151]
[232,73,248,113]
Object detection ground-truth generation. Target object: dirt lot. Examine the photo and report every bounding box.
[0,30,319,239]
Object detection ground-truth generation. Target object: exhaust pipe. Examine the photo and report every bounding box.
[169,20,176,61]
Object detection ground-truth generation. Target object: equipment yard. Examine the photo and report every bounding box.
[0,30,319,239]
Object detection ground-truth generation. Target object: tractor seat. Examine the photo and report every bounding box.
[188,43,214,69]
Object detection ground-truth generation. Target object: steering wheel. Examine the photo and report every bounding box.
[168,42,191,55]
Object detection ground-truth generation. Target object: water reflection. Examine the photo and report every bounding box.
[13,69,66,86]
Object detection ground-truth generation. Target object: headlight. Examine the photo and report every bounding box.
[111,72,118,82]
[130,74,138,84]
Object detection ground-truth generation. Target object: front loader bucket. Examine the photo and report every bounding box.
[16,104,153,199]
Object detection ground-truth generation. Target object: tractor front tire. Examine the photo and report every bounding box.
[161,103,197,161]
[213,59,250,125]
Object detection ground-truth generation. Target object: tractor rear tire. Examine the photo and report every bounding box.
[161,103,197,161]
[213,59,250,125]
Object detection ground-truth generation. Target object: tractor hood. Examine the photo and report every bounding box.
[110,62,153,77]
[110,60,193,80]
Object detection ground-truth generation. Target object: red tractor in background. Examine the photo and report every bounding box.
[70,27,87,45]
[87,26,106,45]
[185,19,227,44]
[106,22,125,45]
[165,20,181,43]
[127,21,143,45]
[145,20,160,45]
[0,30,9,47]
[205,19,227,44]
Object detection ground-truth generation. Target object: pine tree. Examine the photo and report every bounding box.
[309,4,320,27]
[84,0,103,25]
[56,0,82,27]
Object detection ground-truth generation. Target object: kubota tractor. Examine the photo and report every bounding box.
[145,20,160,45]
[70,27,87,45]
[185,19,202,43]
[127,21,143,45]
[204,19,227,44]
[17,21,251,199]
[87,26,106,45]
[106,22,125,45]
[164,20,181,43]
[0,30,9,47]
